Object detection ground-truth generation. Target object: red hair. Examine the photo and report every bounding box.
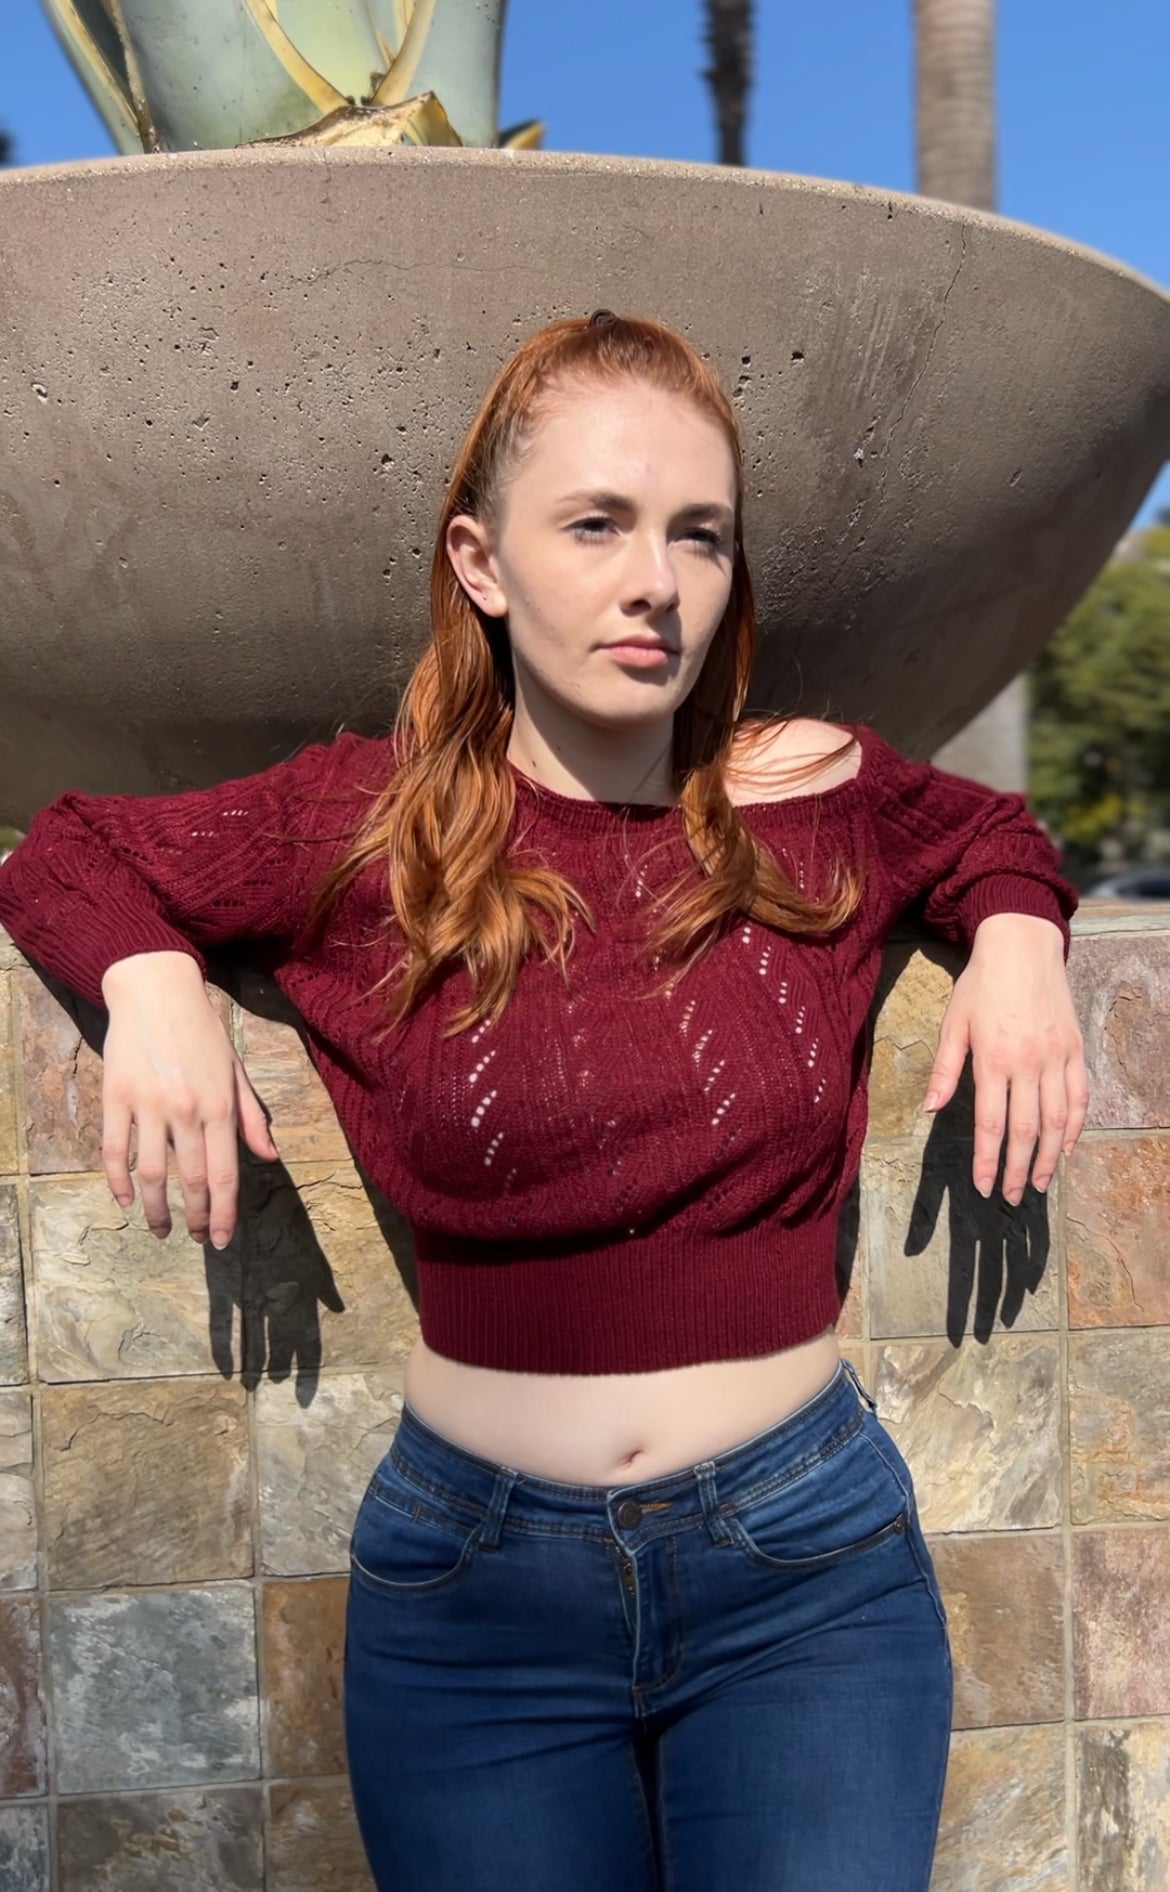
[303,312,864,1038]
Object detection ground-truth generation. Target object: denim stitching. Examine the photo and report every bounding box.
[656,1728,677,1892]
[713,1407,864,1513]
[623,1733,663,1889]
[859,1425,951,1641]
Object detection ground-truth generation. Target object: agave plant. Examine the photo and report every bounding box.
[39,0,543,154]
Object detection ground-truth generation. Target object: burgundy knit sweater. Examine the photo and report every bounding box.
[0,722,1078,1375]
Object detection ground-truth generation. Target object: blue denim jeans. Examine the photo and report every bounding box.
[343,1357,953,1891]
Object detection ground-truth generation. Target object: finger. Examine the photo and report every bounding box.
[1031,1059,1070,1193]
[971,1058,1008,1198]
[236,1064,279,1162]
[1001,1069,1042,1204]
[922,1014,970,1113]
[102,1095,136,1209]
[134,1121,173,1239]
[1062,1042,1091,1154]
[169,1108,212,1245]
[203,1114,241,1252]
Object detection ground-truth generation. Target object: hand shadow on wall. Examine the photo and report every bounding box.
[26,954,417,1406]
[911,1103,1051,1345]
[864,927,1053,1346]
[205,955,419,1403]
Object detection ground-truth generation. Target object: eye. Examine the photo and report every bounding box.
[687,528,725,556]
[569,515,614,540]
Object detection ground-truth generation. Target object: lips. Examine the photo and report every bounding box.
[602,637,678,655]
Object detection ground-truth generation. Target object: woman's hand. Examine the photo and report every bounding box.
[99,951,280,1249]
[920,913,1089,1204]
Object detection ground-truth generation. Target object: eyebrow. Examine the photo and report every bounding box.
[556,488,734,524]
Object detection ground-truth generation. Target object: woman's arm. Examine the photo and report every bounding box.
[0,728,388,1006]
[861,725,1079,959]
[862,728,1086,1201]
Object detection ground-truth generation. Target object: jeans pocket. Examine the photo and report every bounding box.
[725,1422,910,1574]
[349,1452,485,1597]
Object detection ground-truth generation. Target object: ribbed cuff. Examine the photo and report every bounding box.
[87,920,210,1009]
[957,877,1072,962]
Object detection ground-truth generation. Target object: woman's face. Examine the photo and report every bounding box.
[447,378,738,739]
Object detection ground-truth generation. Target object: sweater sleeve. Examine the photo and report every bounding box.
[860,724,1080,962]
[0,729,388,1007]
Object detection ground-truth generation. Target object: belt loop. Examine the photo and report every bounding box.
[480,1468,517,1548]
[695,1462,735,1547]
[840,1356,878,1414]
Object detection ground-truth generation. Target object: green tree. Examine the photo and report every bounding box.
[1028,524,1170,877]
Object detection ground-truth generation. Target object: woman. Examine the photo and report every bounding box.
[0,311,1086,1890]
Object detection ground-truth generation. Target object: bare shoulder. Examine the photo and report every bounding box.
[726,716,862,805]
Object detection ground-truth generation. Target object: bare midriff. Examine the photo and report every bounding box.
[402,1325,842,1487]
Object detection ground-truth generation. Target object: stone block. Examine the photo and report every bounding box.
[0,928,20,970]
[0,1389,35,1592]
[48,1587,260,1794]
[927,1532,1064,1730]
[1070,1329,1170,1524]
[930,1726,1067,1891]
[256,1372,402,1576]
[261,1577,348,1778]
[236,1010,350,1164]
[865,1143,1058,1341]
[13,966,106,1175]
[267,1780,375,1892]
[0,977,19,1174]
[0,1595,46,1796]
[0,1802,49,1892]
[1077,1720,1170,1891]
[56,1785,264,1892]
[1065,928,1170,1127]
[41,1379,251,1589]
[873,1337,1061,1533]
[868,941,969,1142]
[1065,1133,1170,1328]
[29,1173,240,1380]
[1073,1529,1170,1720]
[0,1185,27,1385]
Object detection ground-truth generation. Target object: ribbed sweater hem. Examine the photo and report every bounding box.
[413,1220,846,1375]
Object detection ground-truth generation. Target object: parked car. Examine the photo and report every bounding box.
[1082,867,1170,901]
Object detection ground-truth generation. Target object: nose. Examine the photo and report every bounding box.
[622,531,680,615]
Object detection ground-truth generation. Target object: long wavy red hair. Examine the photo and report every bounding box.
[303,312,864,1039]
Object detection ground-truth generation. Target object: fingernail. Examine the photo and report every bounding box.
[977,1180,993,1198]
[922,1091,940,1112]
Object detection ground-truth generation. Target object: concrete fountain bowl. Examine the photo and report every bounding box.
[2,144,1169,822]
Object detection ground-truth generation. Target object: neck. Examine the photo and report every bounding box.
[507,702,677,807]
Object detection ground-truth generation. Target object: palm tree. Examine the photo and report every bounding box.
[915,0,1027,792]
[703,0,753,167]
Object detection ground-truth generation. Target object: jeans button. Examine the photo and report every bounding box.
[616,1499,642,1528]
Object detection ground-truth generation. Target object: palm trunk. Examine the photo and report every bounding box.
[915,0,996,210]
[916,0,1025,791]
[703,0,753,167]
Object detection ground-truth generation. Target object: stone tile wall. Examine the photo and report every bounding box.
[0,908,1166,1890]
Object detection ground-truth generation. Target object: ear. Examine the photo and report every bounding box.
[446,513,507,618]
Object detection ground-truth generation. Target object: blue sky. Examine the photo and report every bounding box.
[3,0,1168,525]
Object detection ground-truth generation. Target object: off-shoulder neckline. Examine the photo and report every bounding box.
[505,720,880,828]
